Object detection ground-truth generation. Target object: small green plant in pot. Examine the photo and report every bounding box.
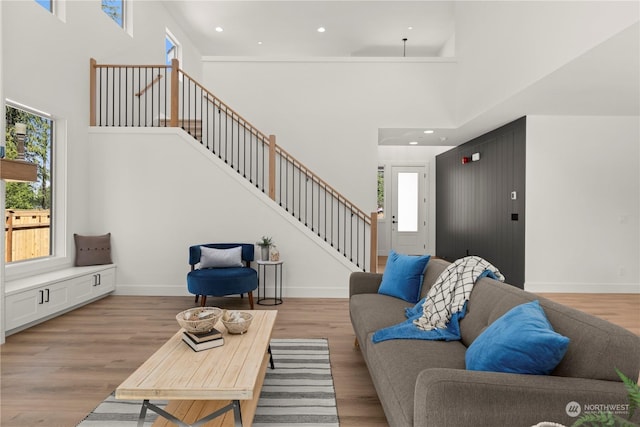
[256,236,274,261]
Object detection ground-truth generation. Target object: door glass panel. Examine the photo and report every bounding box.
[397,172,418,232]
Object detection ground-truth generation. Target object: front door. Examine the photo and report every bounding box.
[390,165,427,255]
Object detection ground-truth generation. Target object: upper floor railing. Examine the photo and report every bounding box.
[89,58,378,271]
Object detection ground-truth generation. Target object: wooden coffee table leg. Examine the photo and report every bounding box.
[232,400,242,427]
[268,345,275,369]
[137,400,149,427]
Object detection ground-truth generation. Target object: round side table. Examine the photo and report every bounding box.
[257,260,283,305]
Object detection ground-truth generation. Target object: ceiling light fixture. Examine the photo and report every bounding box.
[258,41,263,45]
[215,27,223,32]
[408,26,413,30]
[409,141,418,145]
[424,130,434,134]
[317,27,326,33]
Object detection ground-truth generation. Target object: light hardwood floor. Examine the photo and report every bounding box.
[1,293,639,427]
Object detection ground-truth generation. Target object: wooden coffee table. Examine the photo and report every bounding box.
[116,310,277,427]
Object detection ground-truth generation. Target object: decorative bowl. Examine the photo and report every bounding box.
[222,311,253,334]
[176,307,223,334]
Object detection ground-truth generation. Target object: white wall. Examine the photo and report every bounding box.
[377,145,450,256]
[525,116,640,293]
[201,59,458,212]
[88,128,358,298]
[454,1,639,125]
[1,1,201,280]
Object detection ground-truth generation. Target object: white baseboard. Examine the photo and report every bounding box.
[114,284,349,298]
[525,282,640,293]
[114,284,191,296]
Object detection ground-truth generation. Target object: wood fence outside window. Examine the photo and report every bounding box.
[4,209,50,262]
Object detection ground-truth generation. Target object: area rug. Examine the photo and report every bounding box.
[77,338,339,426]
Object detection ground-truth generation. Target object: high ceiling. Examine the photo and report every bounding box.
[162,1,456,58]
[162,1,639,147]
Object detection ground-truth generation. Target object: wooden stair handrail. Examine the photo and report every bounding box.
[197,85,371,224]
[204,95,269,143]
[93,63,171,69]
[180,68,271,144]
[90,58,377,271]
[135,74,163,97]
[275,145,372,224]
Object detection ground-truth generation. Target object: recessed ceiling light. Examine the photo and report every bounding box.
[215,27,223,33]
[408,26,413,30]
[409,141,419,145]
[317,27,326,33]
[424,130,434,134]
[258,41,263,45]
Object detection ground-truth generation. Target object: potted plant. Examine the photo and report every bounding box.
[256,236,274,261]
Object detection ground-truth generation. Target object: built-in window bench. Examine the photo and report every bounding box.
[5,264,116,335]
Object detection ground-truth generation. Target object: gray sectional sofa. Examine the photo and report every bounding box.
[349,258,640,427]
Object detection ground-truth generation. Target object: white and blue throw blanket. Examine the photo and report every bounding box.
[372,256,505,343]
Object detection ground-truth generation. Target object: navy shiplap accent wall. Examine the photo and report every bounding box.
[436,117,526,287]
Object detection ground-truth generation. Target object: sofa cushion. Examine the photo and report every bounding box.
[365,336,467,426]
[350,293,411,355]
[460,278,640,382]
[465,300,570,375]
[378,250,430,303]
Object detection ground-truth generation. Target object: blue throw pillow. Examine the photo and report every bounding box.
[466,300,570,375]
[378,250,430,303]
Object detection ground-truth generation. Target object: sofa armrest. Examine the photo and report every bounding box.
[414,368,637,427]
[349,272,383,297]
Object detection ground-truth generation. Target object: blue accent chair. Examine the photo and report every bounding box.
[187,243,258,309]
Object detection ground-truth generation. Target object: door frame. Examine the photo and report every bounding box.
[386,163,428,255]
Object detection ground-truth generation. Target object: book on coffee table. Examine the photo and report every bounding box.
[183,328,222,344]
[182,332,224,352]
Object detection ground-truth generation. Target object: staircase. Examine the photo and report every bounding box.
[159,119,202,141]
[89,58,377,272]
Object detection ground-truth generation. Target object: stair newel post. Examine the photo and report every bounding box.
[89,58,97,126]
[170,58,179,128]
[369,211,378,273]
[269,135,276,201]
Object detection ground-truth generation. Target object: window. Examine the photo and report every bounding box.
[397,172,419,232]
[35,0,52,13]
[165,29,180,66]
[102,0,124,27]
[377,166,385,219]
[4,105,53,263]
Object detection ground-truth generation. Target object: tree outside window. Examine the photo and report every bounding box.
[377,166,385,219]
[102,0,124,27]
[4,106,53,262]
